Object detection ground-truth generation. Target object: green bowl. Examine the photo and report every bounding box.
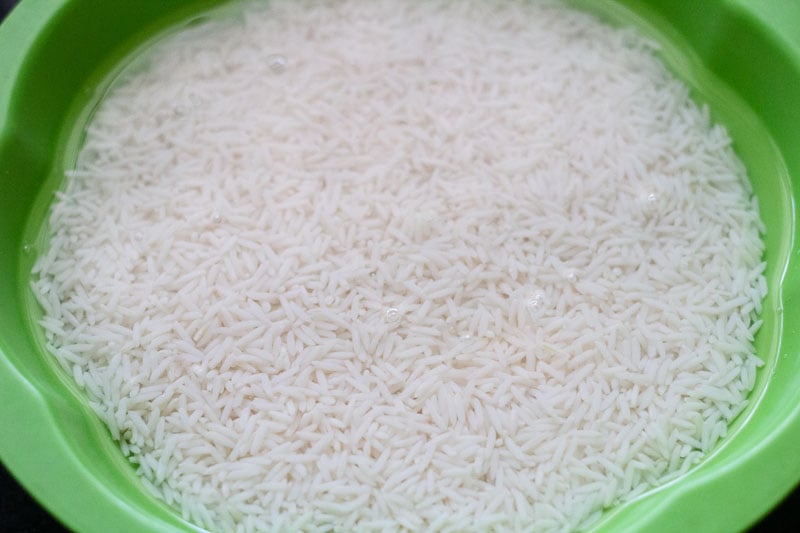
[1,1,798,531]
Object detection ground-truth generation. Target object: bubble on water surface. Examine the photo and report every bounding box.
[526,292,546,317]
[267,54,287,73]
[384,307,401,323]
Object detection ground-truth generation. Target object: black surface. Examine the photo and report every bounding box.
[0,1,798,532]
[1,464,70,533]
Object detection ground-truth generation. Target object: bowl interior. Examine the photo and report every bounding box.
[1,1,798,531]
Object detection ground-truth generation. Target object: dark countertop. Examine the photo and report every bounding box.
[0,1,797,532]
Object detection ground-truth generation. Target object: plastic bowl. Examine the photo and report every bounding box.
[1,1,798,531]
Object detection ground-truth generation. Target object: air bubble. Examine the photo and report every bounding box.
[526,292,547,320]
[211,212,222,224]
[267,54,287,73]
[384,307,401,324]
[22,243,33,255]
[641,192,659,217]
[526,292,546,315]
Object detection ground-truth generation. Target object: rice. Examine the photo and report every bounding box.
[31,0,767,531]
